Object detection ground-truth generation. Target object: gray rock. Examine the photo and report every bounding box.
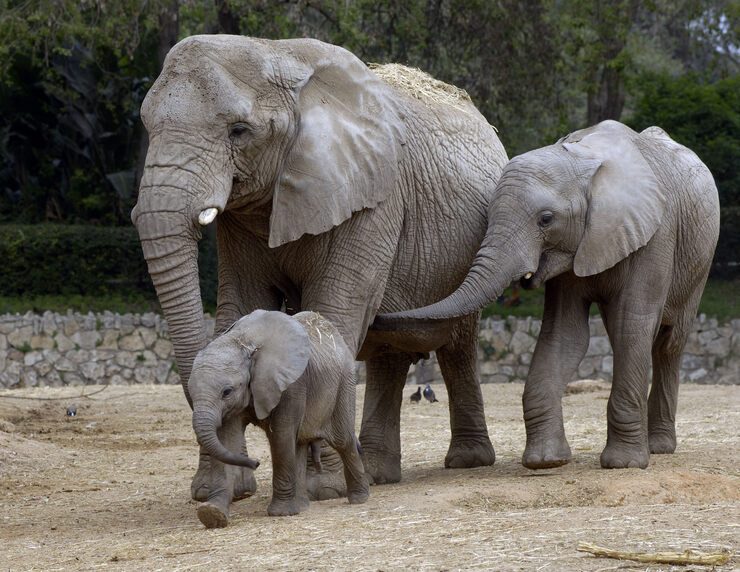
[54,333,76,352]
[21,369,38,388]
[601,355,613,375]
[34,360,53,377]
[134,367,156,384]
[115,352,138,369]
[119,333,145,352]
[30,334,54,350]
[688,368,708,382]
[7,326,33,349]
[586,336,611,357]
[510,330,536,355]
[67,349,92,364]
[80,361,106,381]
[153,338,173,359]
[71,330,101,350]
[705,337,730,356]
[56,358,77,373]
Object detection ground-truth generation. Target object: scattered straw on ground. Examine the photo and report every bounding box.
[1,383,737,571]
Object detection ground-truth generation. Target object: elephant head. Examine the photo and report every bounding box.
[373,120,667,324]
[189,310,312,468]
[131,35,402,397]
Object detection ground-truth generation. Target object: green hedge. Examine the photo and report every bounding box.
[0,224,218,305]
[713,207,740,279]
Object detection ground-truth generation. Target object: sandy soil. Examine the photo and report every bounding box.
[0,382,737,571]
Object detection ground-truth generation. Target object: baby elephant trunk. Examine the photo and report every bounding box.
[192,409,260,470]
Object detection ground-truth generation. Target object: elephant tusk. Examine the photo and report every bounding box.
[523,272,533,280]
[199,208,219,226]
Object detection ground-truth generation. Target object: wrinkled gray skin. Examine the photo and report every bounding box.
[374,121,720,470]
[132,35,507,503]
[190,310,369,528]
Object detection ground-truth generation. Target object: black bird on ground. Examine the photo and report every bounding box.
[409,386,422,404]
[66,404,77,416]
[423,384,438,403]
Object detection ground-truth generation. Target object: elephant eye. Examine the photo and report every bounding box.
[229,123,250,138]
[538,212,554,228]
[221,387,234,399]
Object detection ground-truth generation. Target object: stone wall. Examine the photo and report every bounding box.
[0,311,737,389]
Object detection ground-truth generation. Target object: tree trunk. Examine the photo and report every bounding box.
[216,0,241,35]
[587,64,626,125]
[157,0,180,68]
[136,1,179,193]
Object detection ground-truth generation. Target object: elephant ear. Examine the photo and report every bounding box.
[565,121,666,277]
[236,310,311,420]
[269,45,403,248]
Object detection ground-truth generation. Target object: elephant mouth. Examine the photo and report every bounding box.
[519,253,547,290]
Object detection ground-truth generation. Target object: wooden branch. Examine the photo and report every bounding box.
[577,542,731,566]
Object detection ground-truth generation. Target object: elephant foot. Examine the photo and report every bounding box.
[347,478,370,505]
[197,502,229,529]
[362,448,401,485]
[296,492,310,512]
[306,468,348,501]
[191,453,257,502]
[648,429,676,455]
[445,436,496,469]
[600,442,649,469]
[522,436,571,469]
[267,498,300,517]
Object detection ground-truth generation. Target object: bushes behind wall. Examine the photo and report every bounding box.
[0,224,218,307]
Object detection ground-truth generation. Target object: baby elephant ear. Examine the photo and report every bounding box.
[237,311,311,420]
[568,121,667,277]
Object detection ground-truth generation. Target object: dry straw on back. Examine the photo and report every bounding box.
[370,63,471,110]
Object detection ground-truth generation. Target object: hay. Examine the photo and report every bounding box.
[577,542,732,565]
[303,311,337,350]
[369,63,474,113]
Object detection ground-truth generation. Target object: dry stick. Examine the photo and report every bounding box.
[577,542,732,566]
[0,381,110,401]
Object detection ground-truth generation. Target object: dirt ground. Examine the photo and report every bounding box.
[0,381,737,571]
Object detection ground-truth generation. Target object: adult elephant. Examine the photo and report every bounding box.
[374,120,719,470]
[131,35,508,503]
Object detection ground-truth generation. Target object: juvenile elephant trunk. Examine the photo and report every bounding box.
[372,240,521,329]
[192,409,260,470]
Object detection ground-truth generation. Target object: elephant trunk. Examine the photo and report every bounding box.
[372,233,528,329]
[192,409,260,470]
[132,188,208,403]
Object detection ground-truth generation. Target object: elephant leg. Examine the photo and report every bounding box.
[436,314,495,469]
[195,426,237,529]
[522,277,591,469]
[334,435,370,505]
[648,324,685,454]
[600,304,660,469]
[358,352,412,485]
[305,440,349,501]
[267,429,300,517]
[294,443,310,512]
[191,415,257,503]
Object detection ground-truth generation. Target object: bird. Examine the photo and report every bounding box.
[66,404,77,416]
[423,384,438,403]
[409,386,422,404]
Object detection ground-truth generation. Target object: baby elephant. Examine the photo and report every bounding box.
[189,310,369,528]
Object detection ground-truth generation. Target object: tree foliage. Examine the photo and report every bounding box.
[0,0,737,228]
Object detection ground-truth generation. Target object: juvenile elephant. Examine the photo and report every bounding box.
[132,35,507,504]
[190,310,368,528]
[375,120,720,470]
